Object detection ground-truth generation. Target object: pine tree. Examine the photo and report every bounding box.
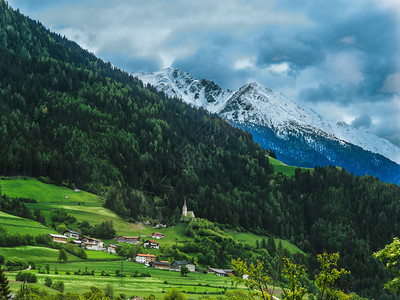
[0,267,11,300]
[58,249,68,263]
[266,237,276,256]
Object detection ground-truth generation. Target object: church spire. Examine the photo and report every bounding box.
[182,199,187,217]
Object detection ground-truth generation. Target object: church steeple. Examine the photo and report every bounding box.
[182,199,187,217]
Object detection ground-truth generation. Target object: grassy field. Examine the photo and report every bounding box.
[5,261,242,299]
[0,177,196,245]
[268,156,313,177]
[0,211,57,235]
[0,246,83,263]
[229,231,304,255]
[0,245,119,264]
[126,223,194,245]
[0,178,99,203]
[0,178,138,235]
[0,177,296,299]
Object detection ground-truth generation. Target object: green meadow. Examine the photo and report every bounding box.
[0,211,57,235]
[0,246,82,263]
[0,178,136,235]
[5,261,241,299]
[0,177,299,299]
[0,178,99,203]
[0,245,118,263]
[268,156,313,177]
[0,177,197,245]
[229,231,304,255]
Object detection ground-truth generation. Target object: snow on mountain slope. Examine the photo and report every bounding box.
[136,68,233,113]
[134,68,400,165]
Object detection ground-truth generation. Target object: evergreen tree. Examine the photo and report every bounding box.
[0,268,11,300]
[266,237,276,256]
[261,238,267,250]
[58,249,68,263]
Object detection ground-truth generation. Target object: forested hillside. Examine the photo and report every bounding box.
[1,1,400,298]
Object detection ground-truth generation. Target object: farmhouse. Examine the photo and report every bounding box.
[143,240,159,249]
[107,244,117,254]
[151,232,165,239]
[81,237,104,251]
[136,254,156,264]
[69,240,82,246]
[116,236,140,244]
[171,261,195,272]
[63,230,80,239]
[207,268,233,277]
[83,242,98,250]
[150,261,170,269]
[49,234,68,244]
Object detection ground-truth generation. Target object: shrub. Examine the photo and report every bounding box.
[15,271,38,283]
[6,259,27,271]
[45,277,52,287]
[52,281,65,293]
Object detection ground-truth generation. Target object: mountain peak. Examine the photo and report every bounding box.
[135,68,400,165]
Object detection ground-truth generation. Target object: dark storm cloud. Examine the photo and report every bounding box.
[255,29,326,74]
[173,46,252,90]
[351,114,373,130]
[99,51,162,73]
[256,0,399,101]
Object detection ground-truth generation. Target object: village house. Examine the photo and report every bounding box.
[69,240,82,246]
[83,241,98,250]
[150,261,170,270]
[116,236,140,244]
[151,232,165,239]
[143,240,159,249]
[135,254,156,264]
[106,244,117,254]
[207,268,233,277]
[170,261,196,272]
[63,230,80,239]
[81,237,104,251]
[49,234,68,244]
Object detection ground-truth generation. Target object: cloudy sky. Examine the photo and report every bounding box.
[8,0,400,141]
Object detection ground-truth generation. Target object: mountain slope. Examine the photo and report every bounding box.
[135,68,400,184]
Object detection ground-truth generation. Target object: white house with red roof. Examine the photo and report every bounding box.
[136,254,156,263]
[152,232,165,239]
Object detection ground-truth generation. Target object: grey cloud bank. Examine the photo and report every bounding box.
[8,0,400,139]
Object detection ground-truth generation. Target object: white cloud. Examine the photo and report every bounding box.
[340,36,356,45]
[380,73,400,94]
[325,52,364,86]
[265,62,289,74]
[234,57,255,70]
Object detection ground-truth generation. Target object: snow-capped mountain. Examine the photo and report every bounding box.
[134,68,400,183]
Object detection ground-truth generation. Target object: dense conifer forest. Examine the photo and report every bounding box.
[1,1,400,298]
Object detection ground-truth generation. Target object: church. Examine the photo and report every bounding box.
[182,199,195,219]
